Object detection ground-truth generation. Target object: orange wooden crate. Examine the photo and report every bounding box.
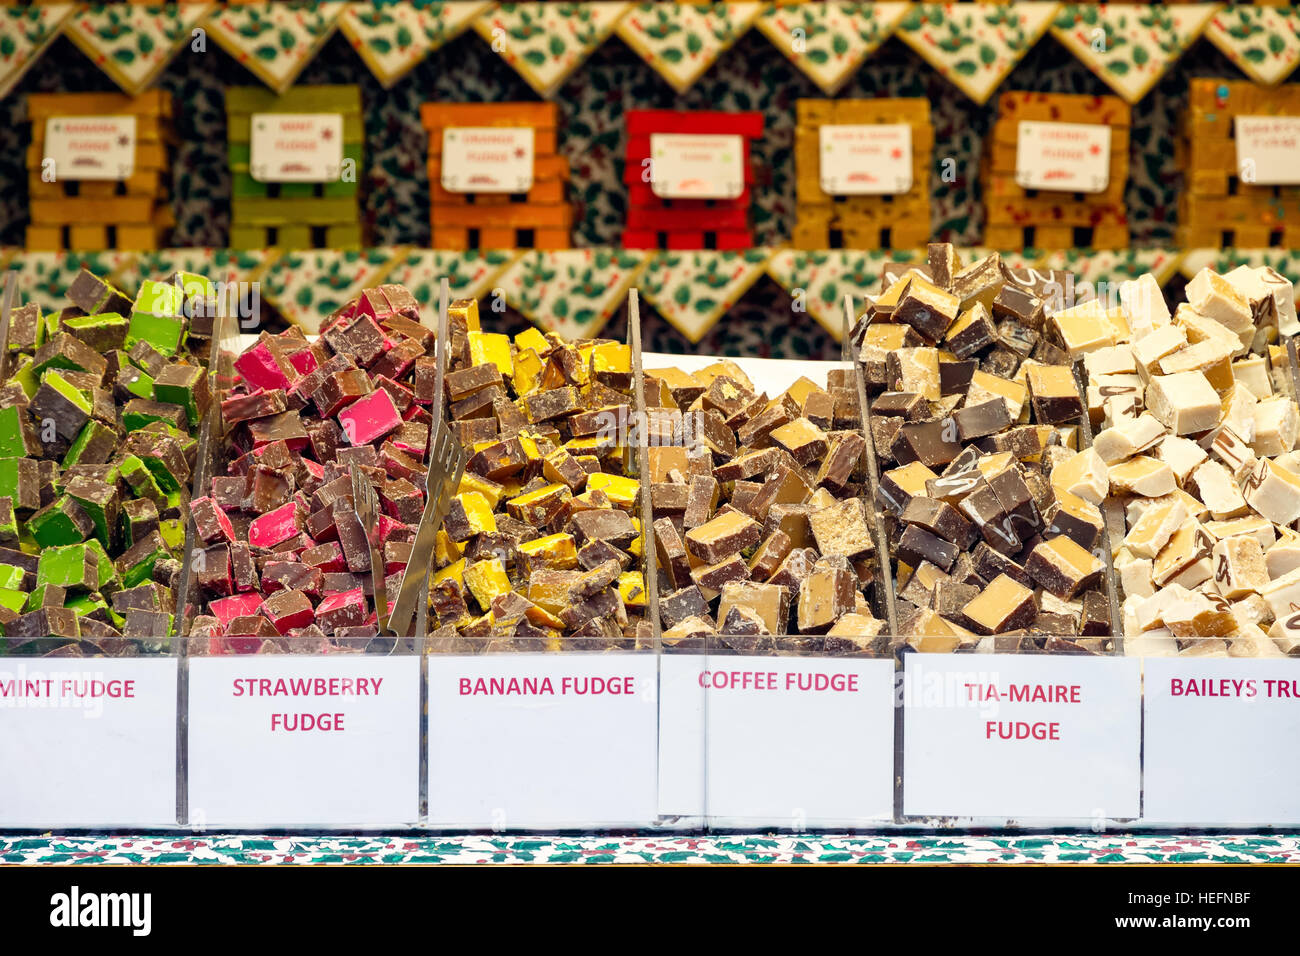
[422,102,572,250]
[792,98,934,250]
[25,90,173,252]
[1178,78,1300,247]
[981,91,1129,250]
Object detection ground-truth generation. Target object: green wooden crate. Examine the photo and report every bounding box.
[226,85,364,248]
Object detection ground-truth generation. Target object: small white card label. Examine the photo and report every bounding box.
[249,112,344,183]
[903,654,1140,821]
[428,653,657,828]
[188,655,419,827]
[441,127,535,193]
[1145,658,1300,824]
[43,115,136,181]
[819,123,913,195]
[1014,120,1112,193]
[658,654,895,825]
[1235,115,1300,186]
[650,133,744,199]
[0,658,176,827]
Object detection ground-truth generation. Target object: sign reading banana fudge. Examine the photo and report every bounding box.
[428,653,657,828]
[903,654,1140,820]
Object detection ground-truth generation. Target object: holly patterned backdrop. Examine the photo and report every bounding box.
[1,2,1298,359]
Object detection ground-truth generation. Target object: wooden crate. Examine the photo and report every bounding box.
[420,102,572,250]
[622,110,763,250]
[792,98,933,250]
[226,85,364,250]
[981,91,1130,250]
[25,90,173,251]
[1178,79,1300,247]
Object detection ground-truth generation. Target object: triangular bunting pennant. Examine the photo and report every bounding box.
[498,248,648,340]
[258,247,404,332]
[1040,248,1185,289]
[474,2,629,98]
[1204,4,1300,87]
[203,1,347,94]
[114,247,278,297]
[755,2,908,95]
[894,2,1059,105]
[2,251,141,314]
[63,3,216,97]
[381,248,520,309]
[960,248,1044,272]
[1180,248,1300,286]
[765,249,902,341]
[0,3,76,101]
[616,2,762,93]
[1050,3,1221,104]
[339,0,490,89]
[639,248,771,343]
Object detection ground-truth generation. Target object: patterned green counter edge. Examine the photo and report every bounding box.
[2,834,1299,865]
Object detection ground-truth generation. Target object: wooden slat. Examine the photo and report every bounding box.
[985,198,1126,225]
[27,89,169,119]
[420,101,556,130]
[30,196,156,225]
[996,91,1130,127]
[28,168,165,199]
[626,110,763,138]
[431,203,572,228]
[226,85,361,116]
[231,197,359,226]
[430,178,566,205]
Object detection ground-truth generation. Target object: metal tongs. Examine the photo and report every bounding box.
[385,277,466,641]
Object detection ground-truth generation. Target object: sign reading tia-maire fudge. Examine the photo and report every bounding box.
[1014,120,1111,193]
[427,653,657,828]
[0,657,177,827]
[249,112,343,182]
[441,127,535,193]
[819,123,913,195]
[187,655,419,826]
[658,654,895,825]
[650,133,745,200]
[1234,116,1300,186]
[43,115,136,181]
[1145,658,1300,824]
[904,654,1141,821]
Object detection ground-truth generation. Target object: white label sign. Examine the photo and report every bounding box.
[819,123,913,195]
[1015,120,1111,192]
[650,133,744,199]
[0,658,176,827]
[43,114,136,181]
[441,127,534,193]
[188,655,419,826]
[249,112,344,182]
[1145,658,1300,824]
[659,654,895,825]
[903,654,1140,820]
[428,653,657,828]
[1235,115,1300,186]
